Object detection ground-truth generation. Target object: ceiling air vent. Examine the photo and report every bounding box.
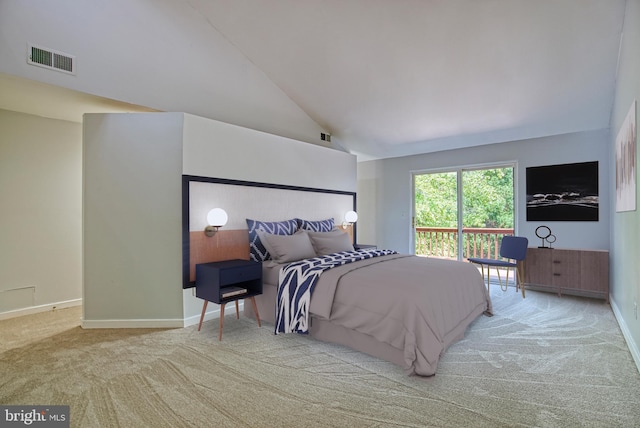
[27,43,75,75]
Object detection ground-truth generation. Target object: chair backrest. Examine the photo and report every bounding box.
[499,236,529,261]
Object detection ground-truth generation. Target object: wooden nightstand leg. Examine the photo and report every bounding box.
[198,300,208,331]
[250,296,261,327]
[219,303,225,341]
[235,300,239,319]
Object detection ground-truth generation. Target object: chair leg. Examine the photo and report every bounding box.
[475,264,489,291]
[497,268,509,292]
[484,265,490,292]
[484,265,489,291]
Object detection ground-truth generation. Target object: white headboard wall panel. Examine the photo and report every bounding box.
[183,176,356,287]
[189,181,354,231]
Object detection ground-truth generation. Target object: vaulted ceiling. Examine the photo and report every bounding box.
[188,0,626,159]
[0,1,626,161]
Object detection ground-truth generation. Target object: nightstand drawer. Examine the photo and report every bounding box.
[219,263,261,286]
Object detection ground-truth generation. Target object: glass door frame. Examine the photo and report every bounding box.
[410,161,519,260]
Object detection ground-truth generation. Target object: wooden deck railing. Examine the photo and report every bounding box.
[415,227,515,260]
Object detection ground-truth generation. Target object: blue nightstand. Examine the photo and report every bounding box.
[196,259,263,340]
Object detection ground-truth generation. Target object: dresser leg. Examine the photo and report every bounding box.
[517,262,525,298]
[198,300,208,331]
[518,268,525,298]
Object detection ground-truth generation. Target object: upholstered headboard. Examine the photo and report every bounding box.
[182,175,356,288]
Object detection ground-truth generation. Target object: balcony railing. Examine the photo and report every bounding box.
[415,227,515,260]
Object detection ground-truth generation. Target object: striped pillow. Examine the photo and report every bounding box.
[296,218,335,232]
[246,218,298,262]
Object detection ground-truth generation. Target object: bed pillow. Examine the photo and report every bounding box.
[256,230,316,264]
[246,218,298,262]
[296,218,335,232]
[305,228,346,238]
[308,231,355,256]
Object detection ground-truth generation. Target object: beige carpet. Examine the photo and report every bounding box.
[1,287,639,427]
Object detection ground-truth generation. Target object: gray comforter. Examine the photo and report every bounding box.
[308,254,492,376]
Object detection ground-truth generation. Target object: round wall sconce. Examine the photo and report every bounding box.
[342,210,358,229]
[205,208,228,237]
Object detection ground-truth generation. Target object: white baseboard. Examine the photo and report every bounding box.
[0,297,246,330]
[183,307,220,328]
[0,298,82,321]
[182,300,245,327]
[81,318,185,329]
[82,301,246,329]
[610,294,640,374]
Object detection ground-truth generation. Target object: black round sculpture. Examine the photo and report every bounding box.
[535,225,555,249]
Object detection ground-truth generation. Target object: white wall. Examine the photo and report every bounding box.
[0,110,82,318]
[357,129,610,254]
[0,0,328,148]
[182,114,356,192]
[609,0,640,370]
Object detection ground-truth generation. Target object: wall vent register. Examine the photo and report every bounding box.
[27,43,75,75]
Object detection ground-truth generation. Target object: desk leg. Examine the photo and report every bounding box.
[219,303,225,341]
[250,296,261,327]
[235,300,239,319]
[198,300,208,332]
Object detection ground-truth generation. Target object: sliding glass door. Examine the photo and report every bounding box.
[413,164,515,260]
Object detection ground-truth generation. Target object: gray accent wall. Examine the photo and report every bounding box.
[82,113,185,325]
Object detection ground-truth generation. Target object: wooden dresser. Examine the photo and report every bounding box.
[523,247,609,301]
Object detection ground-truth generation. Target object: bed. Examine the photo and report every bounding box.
[243,220,492,377]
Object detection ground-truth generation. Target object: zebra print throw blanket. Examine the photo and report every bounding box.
[275,249,398,334]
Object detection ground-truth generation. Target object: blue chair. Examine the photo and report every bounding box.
[468,236,529,298]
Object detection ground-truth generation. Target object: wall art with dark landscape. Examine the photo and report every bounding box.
[526,161,599,221]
